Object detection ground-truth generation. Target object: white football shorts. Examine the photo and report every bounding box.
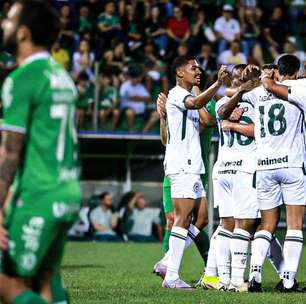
[216,169,236,218]
[232,171,260,219]
[168,172,205,200]
[257,167,306,210]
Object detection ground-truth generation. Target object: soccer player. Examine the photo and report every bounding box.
[161,55,228,288]
[0,1,81,303]
[248,55,305,292]
[154,91,216,282]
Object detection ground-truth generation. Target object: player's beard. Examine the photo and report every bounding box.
[2,29,18,56]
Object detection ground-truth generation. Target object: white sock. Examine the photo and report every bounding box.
[249,230,272,283]
[160,251,170,266]
[205,226,221,276]
[267,235,284,279]
[216,228,233,285]
[282,229,303,289]
[231,228,251,286]
[165,226,188,282]
[184,224,200,250]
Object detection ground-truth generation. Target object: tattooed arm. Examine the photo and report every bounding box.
[0,131,24,250]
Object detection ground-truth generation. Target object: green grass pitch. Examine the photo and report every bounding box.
[62,242,306,304]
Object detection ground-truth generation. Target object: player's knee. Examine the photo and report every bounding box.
[113,109,120,117]
[125,108,135,118]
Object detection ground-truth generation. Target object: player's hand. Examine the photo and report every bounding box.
[261,69,275,90]
[156,92,167,119]
[229,107,244,122]
[217,65,231,85]
[0,210,8,250]
[221,120,233,132]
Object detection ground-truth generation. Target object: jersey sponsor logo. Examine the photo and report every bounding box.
[220,160,243,167]
[59,168,79,182]
[19,252,37,271]
[259,92,274,102]
[257,155,288,166]
[21,217,45,252]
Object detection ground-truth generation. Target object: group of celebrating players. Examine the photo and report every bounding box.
[153,53,306,293]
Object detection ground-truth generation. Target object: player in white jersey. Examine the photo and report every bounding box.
[162,55,228,289]
[247,55,305,292]
[207,64,249,291]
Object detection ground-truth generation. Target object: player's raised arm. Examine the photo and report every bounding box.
[198,108,216,128]
[218,80,256,120]
[221,120,254,138]
[184,65,229,109]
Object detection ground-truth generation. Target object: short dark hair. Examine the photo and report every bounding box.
[262,63,278,70]
[241,66,261,82]
[17,0,60,50]
[277,54,300,76]
[171,55,194,76]
[99,192,110,201]
[232,64,247,73]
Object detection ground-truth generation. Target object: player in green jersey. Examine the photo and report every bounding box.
[0,1,81,303]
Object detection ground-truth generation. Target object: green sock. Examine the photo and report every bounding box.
[11,291,48,304]
[162,229,171,252]
[51,273,70,304]
[194,229,210,266]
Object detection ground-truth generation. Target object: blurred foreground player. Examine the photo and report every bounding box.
[0,1,81,303]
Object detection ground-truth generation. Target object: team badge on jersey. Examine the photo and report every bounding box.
[193,182,200,193]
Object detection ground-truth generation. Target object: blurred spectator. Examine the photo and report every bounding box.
[121,192,162,243]
[72,39,95,81]
[271,39,306,76]
[196,43,217,75]
[218,40,247,69]
[190,9,216,55]
[78,5,93,35]
[214,4,241,55]
[145,6,168,57]
[121,4,143,51]
[240,7,261,59]
[119,68,150,132]
[90,192,120,241]
[263,6,288,54]
[58,4,78,52]
[76,72,93,129]
[97,1,123,52]
[51,40,70,70]
[166,6,191,52]
[98,73,120,130]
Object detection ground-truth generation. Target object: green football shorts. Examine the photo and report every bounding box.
[0,189,81,277]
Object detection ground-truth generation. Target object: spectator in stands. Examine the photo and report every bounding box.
[78,5,93,35]
[72,38,95,81]
[90,192,120,241]
[218,40,247,69]
[177,43,189,57]
[98,73,120,131]
[76,72,93,129]
[270,39,306,76]
[145,6,168,57]
[214,4,241,55]
[121,3,143,51]
[240,7,261,59]
[58,4,78,52]
[166,6,191,53]
[121,192,162,243]
[51,40,70,70]
[263,6,288,54]
[196,43,217,76]
[97,1,123,52]
[119,68,151,132]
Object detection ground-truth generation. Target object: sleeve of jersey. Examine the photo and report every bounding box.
[288,84,306,112]
[1,76,31,134]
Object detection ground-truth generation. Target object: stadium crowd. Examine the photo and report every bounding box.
[0,0,305,131]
